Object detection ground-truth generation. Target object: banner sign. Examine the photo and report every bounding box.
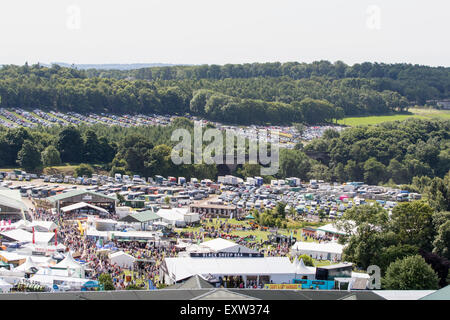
[264,284,302,290]
[189,252,264,258]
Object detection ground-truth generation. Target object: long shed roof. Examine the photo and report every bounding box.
[46,189,116,203]
[120,210,161,223]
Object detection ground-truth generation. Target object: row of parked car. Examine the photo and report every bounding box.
[215,179,422,219]
[0,108,177,129]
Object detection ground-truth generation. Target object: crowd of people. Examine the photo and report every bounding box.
[24,205,327,291]
[30,207,178,290]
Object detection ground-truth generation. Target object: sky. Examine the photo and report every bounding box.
[0,0,449,67]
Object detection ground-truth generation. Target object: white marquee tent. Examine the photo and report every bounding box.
[0,228,55,245]
[109,251,136,269]
[53,252,85,278]
[0,278,13,293]
[14,256,40,272]
[291,241,344,261]
[294,258,316,279]
[161,256,305,285]
[200,238,258,254]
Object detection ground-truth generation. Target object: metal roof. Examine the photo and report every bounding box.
[420,285,450,300]
[0,288,386,300]
[0,193,28,211]
[46,189,116,203]
[119,210,162,223]
[167,275,216,290]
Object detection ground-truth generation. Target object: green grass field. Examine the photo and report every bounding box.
[338,107,450,126]
[174,218,325,244]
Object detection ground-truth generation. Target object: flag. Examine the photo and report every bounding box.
[32,227,35,244]
[55,229,58,246]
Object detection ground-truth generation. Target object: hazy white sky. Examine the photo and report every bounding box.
[0,0,448,66]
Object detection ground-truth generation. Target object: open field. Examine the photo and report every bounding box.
[174,218,326,244]
[337,108,450,126]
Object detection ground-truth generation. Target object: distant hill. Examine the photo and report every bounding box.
[48,62,185,70]
[0,61,448,126]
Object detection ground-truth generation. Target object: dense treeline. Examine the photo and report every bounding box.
[189,89,341,124]
[303,118,450,185]
[0,62,449,125]
[177,77,407,117]
[336,200,450,289]
[2,117,448,191]
[0,126,117,171]
[86,61,450,104]
[0,119,219,179]
[0,64,191,115]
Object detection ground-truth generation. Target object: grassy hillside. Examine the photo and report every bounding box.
[338,108,450,126]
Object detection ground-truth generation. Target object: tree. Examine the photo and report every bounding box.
[236,163,261,178]
[75,163,94,178]
[17,140,42,172]
[278,149,311,180]
[116,193,126,204]
[288,206,296,217]
[57,126,84,163]
[363,157,386,185]
[333,162,346,182]
[337,204,393,270]
[98,273,115,291]
[420,249,450,288]
[390,201,436,252]
[190,89,215,115]
[145,144,174,177]
[378,244,419,273]
[307,162,331,181]
[433,220,450,259]
[2,128,31,166]
[387,159,408,184]
[322,128,340,140]
[98,137,117,164]
[275,202,286,218]
[338,203,389,234]
[83,130,101,163]
[340,225,389,270]
[425,176,450,212]
[297,254,314,267]
[41,145,61,167]
[382,255,439,290]
[119,134,154,175]
[293,122,306,137]
[126,284,143,290]
[318,209,326,222]
[344,160,363,181]
[296,98,336,124]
